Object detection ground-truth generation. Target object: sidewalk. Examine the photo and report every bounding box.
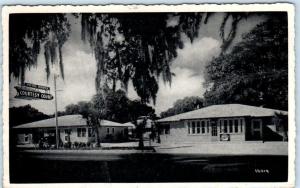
[155,141,288,155]
[17,141,288,156]
[17,141,153,149]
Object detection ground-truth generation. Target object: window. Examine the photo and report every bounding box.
[234,120,239,133]
[224,120,228,133]
[107,127,110,134]
[218,119,222,132]
[234,125,239,133]
[220,118,244,133]
[188,120,210,135]
[234,119,239,133]
[196,122,200,134]
[164,124,170,134]
[240,119,244,132]
[234,119,239,126]
[229,120,233,133]
[77,128,86,137]
[65,129,71,135]
[64,129,71,141]
[192,122,196,134]
[207,121,210,133]
[201,121,205,134]
[24,134,29,142]
[112,128,115,134]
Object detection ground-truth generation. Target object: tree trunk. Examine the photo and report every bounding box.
[94,123,101,147]
[157,125,161,143]
[94,50,107,148]
[138,131,144,149]
[112,78,116,92]
[136,118,145,150]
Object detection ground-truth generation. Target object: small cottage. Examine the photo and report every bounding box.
[13,114,132,145]
[156,104,288,144]
[122,122,136,137]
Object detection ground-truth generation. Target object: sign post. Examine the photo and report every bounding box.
[54,74,59,149]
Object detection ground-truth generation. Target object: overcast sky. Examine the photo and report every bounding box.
[9,13,265,116]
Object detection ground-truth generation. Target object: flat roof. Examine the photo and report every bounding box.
[157,104,288,123]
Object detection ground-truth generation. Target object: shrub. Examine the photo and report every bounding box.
[78,142,86,148]
[87,142,91,147]
[64,142,71,149]
[74,141,79,148]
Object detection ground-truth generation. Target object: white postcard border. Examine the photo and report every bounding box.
[2,4,295,188]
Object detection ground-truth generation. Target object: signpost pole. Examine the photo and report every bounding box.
[54,74,59,149]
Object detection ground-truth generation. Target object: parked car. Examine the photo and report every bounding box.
[38,135,56,149]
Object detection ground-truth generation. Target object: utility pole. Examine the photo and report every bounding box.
[54,74,59,149]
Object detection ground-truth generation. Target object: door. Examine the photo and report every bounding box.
[211,121,218,141]
[251,119,263,140]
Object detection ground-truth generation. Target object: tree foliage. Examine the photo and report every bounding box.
[204,13,288,110]
[160,96,204,118]
[10,12,258,105]
[81,13,201,104]
[9,105,50,127]
[65,104,80,115]
[63,87,155,146]
[64,89,155,123]
[217,13,253,51]
[80,12,254,104]
[9,13,71,82]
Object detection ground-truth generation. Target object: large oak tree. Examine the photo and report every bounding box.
[204,13,288,110]
[10,12,257,104]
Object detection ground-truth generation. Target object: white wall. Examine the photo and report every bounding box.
[159,119,246,144]
[60,127,89,143]
[16,125,130,145]
[59,126,129,143]
[98,126,128,142]
[160,121,212,144]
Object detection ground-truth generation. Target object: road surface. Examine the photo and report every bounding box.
[9,149,288,183]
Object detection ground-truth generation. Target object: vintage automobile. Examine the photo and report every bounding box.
[38,135,56,149]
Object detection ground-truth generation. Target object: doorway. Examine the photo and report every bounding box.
[211,121,218,141]
[251,119,263,140]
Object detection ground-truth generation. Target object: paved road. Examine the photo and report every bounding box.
[10,149,288,183]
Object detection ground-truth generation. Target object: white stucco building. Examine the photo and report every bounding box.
[14,114,132,145]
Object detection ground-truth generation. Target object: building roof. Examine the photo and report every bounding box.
[99,120,128,127]
[122,122,136,128]
[157,104,288,123]
[14,114,129,129]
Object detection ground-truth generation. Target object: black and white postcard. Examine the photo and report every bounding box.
[2,4,295,188]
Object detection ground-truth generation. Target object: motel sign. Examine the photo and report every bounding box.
[14,83,53,100]
[23,82,50,91]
